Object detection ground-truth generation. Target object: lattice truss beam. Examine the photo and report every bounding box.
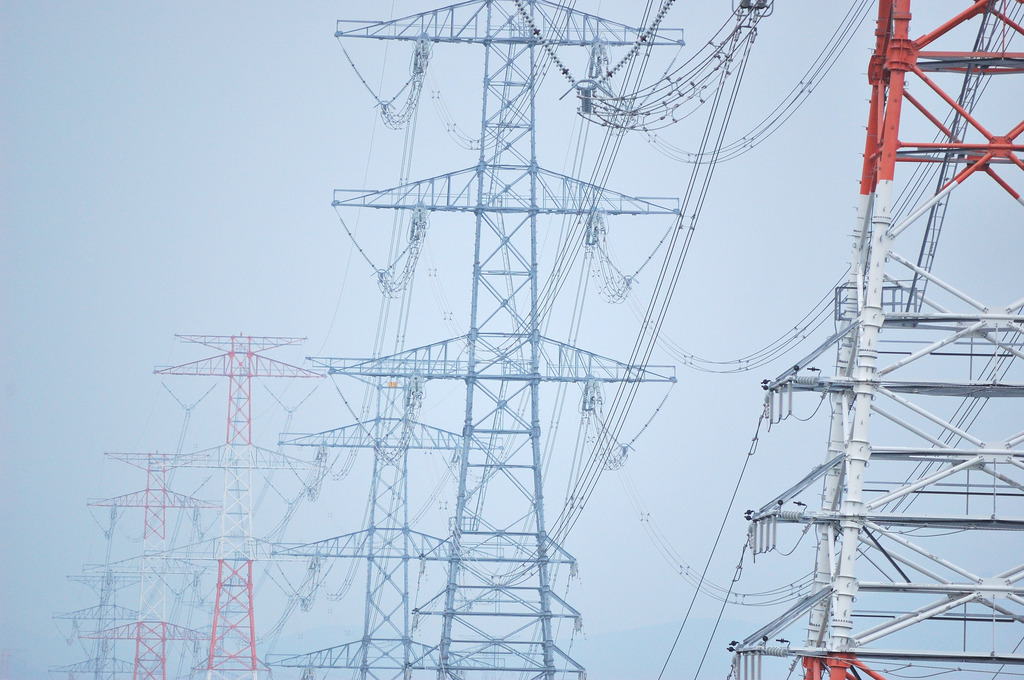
[734,2,1024,677]
[334,0,685,46]
[310,334,676,383]
[333,166,680,215]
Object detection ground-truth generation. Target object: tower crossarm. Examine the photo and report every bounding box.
[752,449,1024,517]
[335,0,684,47]
[49,658,135,675]
[68,572,140,592]
[916,51,1024,74]
[53,604,139,623]
[765,510,1024,532]
[167,444,315,471]
[280,419,469,452]
[87,489,217,511]
[333,166,680,216]
[116,443,315,471]
[416,583,582,618]
[869,447,1024,462]
[274,528,449,561]
[432,643,585,674]
[103,450,212,471]
[82,556,203,576]
[80,537,301,572]
[267,639,440,670]
[83,622,206,641]
[171,334,307,353]
[155,353,320,380]
[764,312,1023,392]
[310,334,676,383]
[736,647,1024,666]
[453,530,578,565]
[780,377,1024,397]
[856,581,1024,595]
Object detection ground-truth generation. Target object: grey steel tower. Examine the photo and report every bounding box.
[270,2,682,679]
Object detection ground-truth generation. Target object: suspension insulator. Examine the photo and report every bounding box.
[412,34,431,75]
[581,379,603,412]
[584,211,606,246]
[410,204,428,242]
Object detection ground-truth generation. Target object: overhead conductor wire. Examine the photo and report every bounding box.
[656,413,765,680]
[551,6,760,551]
[647,0,873,162]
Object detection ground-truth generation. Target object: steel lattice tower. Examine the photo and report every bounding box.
[270,2,681,679]
[53,513,139,680]
[156,335,321,680]
[271,418,468,677]
[88,452,214,680]
[736,2,1024,678]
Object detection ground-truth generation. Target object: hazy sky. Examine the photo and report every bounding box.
[3,3,1019,680]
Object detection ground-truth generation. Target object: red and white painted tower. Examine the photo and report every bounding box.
[156,335,320,680]
[89,452,214,680]
[738,2,1024,678]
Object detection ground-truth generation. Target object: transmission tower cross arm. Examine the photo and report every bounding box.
[82,555,204,576]
[765,509,1024,531]
[267,639,439,671]
[280,419,468,452]
[336,0,684,47]
[166,443,317,471]
[87,488,217,510]
[49,658,135,675]
[274,527,449,560]
[781,376,1024,398]
[68,572,140,592]
[310,334,676,383]
[155,353,321,380]
[155,334,321,384]
[53,603,139,623]
[333,166,680,216]
[435,642,585,674]
[103,450,213,470]
[173,334,306,352]
[82,622,206,641]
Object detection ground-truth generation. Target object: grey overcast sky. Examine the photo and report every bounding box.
[2,3,1020,680]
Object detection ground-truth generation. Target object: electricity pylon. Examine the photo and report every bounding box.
[271,3,681,678]
[269,418,465,677]
[736,2,1024,678]
[156,335,321,680]
[88,452,215,680]
[53,511,138,680]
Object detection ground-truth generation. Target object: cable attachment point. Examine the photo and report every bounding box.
[578,38,612,114]
[378,203,430,298]
[584,211,634,303]
[379,34,432,129]
[747,511,778,556]
[738,0,770,13]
